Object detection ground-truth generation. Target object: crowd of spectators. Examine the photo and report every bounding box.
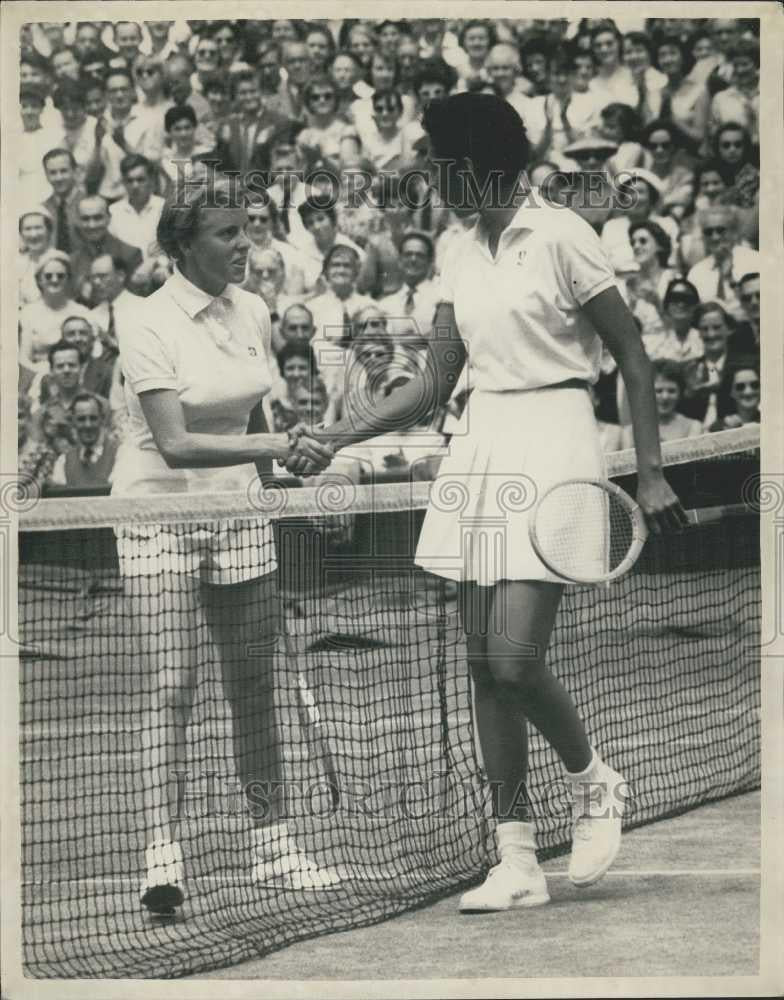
[16,16,762,494]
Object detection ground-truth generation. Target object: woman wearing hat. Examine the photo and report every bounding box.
[293,93,686,913]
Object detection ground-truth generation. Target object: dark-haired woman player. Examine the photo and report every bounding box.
[113,175,338,913]
[289,93,688,912]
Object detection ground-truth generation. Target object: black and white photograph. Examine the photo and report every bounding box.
[1,3,782,997]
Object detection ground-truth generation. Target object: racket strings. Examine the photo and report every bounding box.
[533,482,637,581]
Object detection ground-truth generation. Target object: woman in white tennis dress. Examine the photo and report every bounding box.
[112,176,337,914]
[292,94,686,914]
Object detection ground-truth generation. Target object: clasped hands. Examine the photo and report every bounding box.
[284,423,335,478]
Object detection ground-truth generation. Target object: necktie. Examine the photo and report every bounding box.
[716,266,727,301]
[404,287,415,316]
[83,445,94,466]
[56,199,71,254]
[280,188,291,235]
[106,301,116,347]
[244,122,256,168]
[341,307,352,346]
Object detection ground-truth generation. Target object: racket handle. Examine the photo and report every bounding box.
[685,503,753,526]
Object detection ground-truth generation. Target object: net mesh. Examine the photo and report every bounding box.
[17,428,761,978]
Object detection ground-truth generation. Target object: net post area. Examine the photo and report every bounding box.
[17,436,760,978]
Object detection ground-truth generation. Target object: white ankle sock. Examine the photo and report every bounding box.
[497,822,538,866]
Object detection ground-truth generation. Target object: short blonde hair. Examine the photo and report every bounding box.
[155,174,246,264]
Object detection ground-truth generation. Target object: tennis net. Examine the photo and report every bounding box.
[17,427,761,978]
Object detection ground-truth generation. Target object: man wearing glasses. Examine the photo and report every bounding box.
[687,206,760,320]
[729,272,761,367]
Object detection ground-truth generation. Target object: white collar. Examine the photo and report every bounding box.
[166,266,236,319]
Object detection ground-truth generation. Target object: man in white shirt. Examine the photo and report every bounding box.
[50,393,118,488]
[380,232,440,339]
[88,253,143,348]
[687,207,760,320]
[95,69,165,202]
[109,154,165,268]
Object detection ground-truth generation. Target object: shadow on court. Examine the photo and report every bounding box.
[190,791,759,980]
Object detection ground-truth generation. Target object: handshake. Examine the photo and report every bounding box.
[283,423,336,478]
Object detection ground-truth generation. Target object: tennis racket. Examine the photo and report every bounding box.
[528,478,752,585]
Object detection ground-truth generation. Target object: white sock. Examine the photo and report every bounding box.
[497,821,538,867]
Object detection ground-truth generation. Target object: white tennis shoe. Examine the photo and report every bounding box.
[252,844,341,891]
[568,761,627,887]
[459,858,550,913]
[140,839,185,914]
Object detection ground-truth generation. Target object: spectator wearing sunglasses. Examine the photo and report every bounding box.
[640,278,704,365]
[708,366,760,431]
[728,272,761,367]
[678,159,730,269]
[355,89,407,172]
[19,251,92,371]
[297,77,356,163]
[641,119,695,216]
[686,206,759,320]
[713,122,759,249]
[18,210,54,307]
[190,35,221,95]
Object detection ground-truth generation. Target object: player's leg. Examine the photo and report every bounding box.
[484,580,627,891]
[206,572,340,890]
[457,579,553,912]
[127,570,202,913]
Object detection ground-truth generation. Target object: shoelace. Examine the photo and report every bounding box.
[487,857,539,881]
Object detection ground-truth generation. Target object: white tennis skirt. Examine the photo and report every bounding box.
[414,386,607,586]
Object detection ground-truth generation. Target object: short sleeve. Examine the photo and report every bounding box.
[436,236,461,305]
[117,318,177,394]
[557,219,618,307]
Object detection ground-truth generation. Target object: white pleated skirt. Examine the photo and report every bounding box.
[414,386,607,586]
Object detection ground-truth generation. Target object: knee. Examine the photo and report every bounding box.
[488,656,546,694]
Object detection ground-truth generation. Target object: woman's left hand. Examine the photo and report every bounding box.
[636,472,690,535]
